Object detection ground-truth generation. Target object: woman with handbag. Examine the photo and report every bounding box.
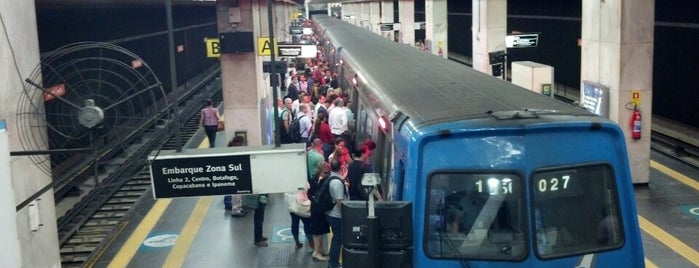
[287,190,312,250]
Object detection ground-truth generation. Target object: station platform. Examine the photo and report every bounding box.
[86,131,699,268]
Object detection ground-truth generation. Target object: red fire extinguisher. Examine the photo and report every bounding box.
[630,104,641,140]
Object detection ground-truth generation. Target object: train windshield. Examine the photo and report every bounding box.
[532,164,623,258]
[425,172,527,261]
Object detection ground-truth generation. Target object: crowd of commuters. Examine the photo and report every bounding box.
[213,17,382,268]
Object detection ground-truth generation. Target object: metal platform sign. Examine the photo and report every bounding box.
[277,44,317,58]
[149,143,307,199]
[506,33,539,48]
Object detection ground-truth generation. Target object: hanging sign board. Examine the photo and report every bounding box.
[149,143,307,199]
[277,44,317,58]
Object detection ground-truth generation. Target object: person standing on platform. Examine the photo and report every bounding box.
[328,98,349,142]
[287,76,299,101]
[327,158,348,268]
[253,194,269,247]
[312,113,333,160]
[307,143,330,261]
[200,99,220,148]
[298,104,313,146]
[223,135,247,217]
[288,138,322,252]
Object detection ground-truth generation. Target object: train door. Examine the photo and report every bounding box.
[376,131,391,189]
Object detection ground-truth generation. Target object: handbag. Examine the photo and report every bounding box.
[284,191,311,218]
[217,120,225,132]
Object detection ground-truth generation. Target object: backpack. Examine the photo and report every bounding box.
[288,114,306,143]
[312,175,341,213]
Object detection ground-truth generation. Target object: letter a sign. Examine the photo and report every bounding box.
[258,37,276,56]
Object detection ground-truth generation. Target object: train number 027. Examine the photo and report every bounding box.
[537,175,570,192]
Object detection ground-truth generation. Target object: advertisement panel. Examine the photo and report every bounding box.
[581,80,609,117]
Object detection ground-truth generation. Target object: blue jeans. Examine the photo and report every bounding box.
[290,212,311,240]
[327,215,342,268]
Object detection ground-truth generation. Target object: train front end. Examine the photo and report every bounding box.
[402,118,644,268]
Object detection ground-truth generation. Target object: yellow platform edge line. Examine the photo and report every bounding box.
[645,258,658,268]
[638,215,699,267]
[107,198,172,268]
[162,196,214,268]
[650,160,699,192]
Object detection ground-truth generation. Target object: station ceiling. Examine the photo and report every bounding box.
[36,0,305,9]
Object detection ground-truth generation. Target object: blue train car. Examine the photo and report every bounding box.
[314,15,644,268]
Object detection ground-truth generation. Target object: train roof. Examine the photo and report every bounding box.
[315,16,596,129]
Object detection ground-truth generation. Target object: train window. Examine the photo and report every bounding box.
[425,172,527,261]
[532,164,623,259]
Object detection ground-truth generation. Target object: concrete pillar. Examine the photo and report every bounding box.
[277,3,289,43]
[0,123,21,268]
[368,1,381,34]
[398,0,415,46]
[217,0,269,146]
[381,0,393,23]
[471,0,507,74]
[343,3,356,25]
[425,0,448,58]
[581,0,654,184]
[0,1,61,267]
[380,0,395,41]
[358,2,374,31]
[353,3,360,26]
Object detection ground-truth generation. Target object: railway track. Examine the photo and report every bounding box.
[57,67,223,268]
[651,129,699,169]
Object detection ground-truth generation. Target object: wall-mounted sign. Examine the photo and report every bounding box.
[542,83,553,97]
[379,23,394,31]
[506,33,539,48]
[631,90,642,106]
[582,80,609,117]
[205,38,220,58]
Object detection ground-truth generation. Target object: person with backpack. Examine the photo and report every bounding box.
[278,98,293,144]
[324,158,347,268]
[307,156,330,261]
[297,104,313,145]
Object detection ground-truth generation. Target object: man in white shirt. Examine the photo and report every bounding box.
[328,98,348,139]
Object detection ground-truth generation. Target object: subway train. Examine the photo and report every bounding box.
[314,15,644,268]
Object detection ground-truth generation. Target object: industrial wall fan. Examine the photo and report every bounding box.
[17,42,169,176]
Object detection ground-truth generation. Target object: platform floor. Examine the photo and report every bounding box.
[88,131,699,268]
